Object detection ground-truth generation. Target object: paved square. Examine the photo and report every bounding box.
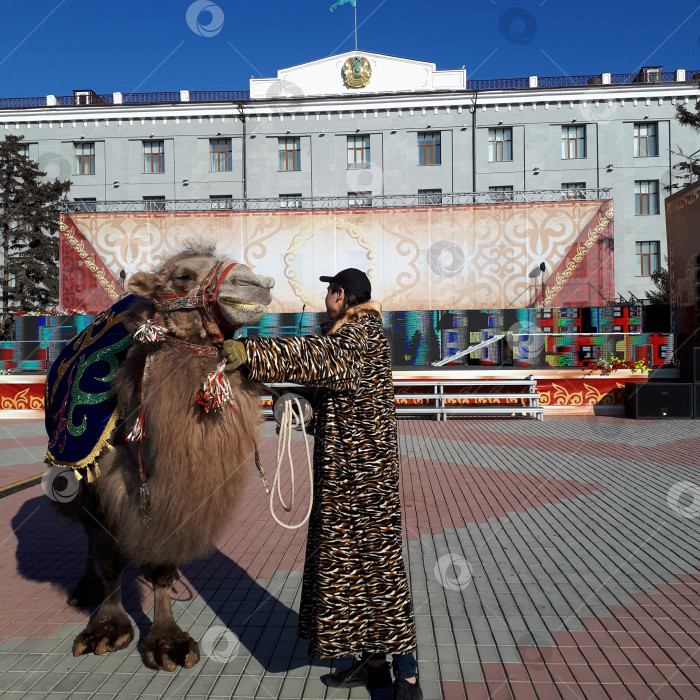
[0,416,698,699]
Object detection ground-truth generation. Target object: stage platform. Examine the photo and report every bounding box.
[0,368,663,420]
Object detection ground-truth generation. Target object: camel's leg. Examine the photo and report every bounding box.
[67,523,105,607]
[140,564,200,671]
[72,533,133,656]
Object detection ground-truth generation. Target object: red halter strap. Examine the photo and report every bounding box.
[210,262,239,329]
[152,261,240,347]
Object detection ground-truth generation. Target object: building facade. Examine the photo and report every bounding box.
[1,52,698,300]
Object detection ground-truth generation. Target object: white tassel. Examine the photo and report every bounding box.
[126,409,146,442]
[133,319,168,344]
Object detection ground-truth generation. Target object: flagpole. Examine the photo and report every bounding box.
[354,2,357,50]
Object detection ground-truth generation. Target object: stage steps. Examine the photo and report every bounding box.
[260,377,543,421]
[393,376,543,421]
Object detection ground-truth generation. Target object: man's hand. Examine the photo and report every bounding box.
[221,339,248,372]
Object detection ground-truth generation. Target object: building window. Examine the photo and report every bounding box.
[562,182,586,200]
[561,126,586,159]
[418,189,442,204]
[210,195,233,210]
[636,241,660,277]
[210,139,232,172]
[143,141,165,173]
[488,128,512,162]
[634,122,658,157]
[278,137,300,172]
[143,196,165,212]
[489,185,513,202]
[347,135,370,169]
[418,132,441,165]
[74,198,97,212]
[348,191,372,207]
[278,193,302,209]
[635,180,659,215]
[17,144,29,159]
[75,142,95,175]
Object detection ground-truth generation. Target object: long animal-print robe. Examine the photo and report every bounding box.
[242,301,417,659]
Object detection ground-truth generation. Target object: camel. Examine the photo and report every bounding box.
[44,245,274,670]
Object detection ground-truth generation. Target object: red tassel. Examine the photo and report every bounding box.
[196,361,235,413]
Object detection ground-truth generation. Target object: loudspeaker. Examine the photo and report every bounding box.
[679,347,700,383]
[643,304,671,333]
[624,382,694,419]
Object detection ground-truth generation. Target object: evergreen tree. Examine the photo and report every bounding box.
[0,135,70,316]
[673,96,700,182]
[645,256,669,304]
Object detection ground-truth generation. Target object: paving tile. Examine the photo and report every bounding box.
[3,417,700,698]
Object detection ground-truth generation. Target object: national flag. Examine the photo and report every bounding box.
[330,0,356,12]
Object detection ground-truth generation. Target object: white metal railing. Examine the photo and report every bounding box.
[258,378,543,422]
[433,334,505,366]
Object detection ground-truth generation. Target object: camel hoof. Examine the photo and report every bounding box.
[72,614,134,656]
[141,624,200,671]
[67,575,105,608]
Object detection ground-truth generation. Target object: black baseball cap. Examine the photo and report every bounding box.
[320,268,371,300]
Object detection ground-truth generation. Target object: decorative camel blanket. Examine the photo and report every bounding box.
[44,294,146,480]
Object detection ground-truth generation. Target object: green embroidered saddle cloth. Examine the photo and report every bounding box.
[44,294,146,479]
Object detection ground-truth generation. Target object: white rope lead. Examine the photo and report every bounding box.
[270,396,314,530]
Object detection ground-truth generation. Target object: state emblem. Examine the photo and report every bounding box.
[342,56,372,88]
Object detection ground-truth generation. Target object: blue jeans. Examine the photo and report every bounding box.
[365,652,418,700]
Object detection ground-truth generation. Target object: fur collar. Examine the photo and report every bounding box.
[324,300,383,336]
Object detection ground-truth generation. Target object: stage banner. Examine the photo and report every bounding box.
[59,216,120,312]
[61,200,614,314]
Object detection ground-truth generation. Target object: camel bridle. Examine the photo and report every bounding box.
[152,260,240,348]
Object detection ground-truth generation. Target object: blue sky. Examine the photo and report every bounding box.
[0,0,698,97]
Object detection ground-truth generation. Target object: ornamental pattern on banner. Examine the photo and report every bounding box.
[64,200,614,313]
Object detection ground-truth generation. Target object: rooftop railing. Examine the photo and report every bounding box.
[189,90,250,102]
[61,189,612,214]
[2,69,698,110]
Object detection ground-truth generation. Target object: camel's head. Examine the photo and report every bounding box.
[129,248,274,341]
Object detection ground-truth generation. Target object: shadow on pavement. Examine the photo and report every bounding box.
[12,494,313,673]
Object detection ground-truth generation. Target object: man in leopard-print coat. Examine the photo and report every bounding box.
[222,268,422,699]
